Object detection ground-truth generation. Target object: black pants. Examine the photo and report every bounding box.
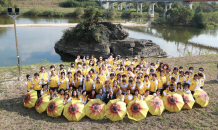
[150,92,155,95]
[36,90,41,98]
[50,87,58,92]
[191,91,194,95]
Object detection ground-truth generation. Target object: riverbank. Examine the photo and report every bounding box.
[0,55,217,129]
[0,22,149,28]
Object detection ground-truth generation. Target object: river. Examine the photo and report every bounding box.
[0,15,218,67]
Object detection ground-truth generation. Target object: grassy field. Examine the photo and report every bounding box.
[0,55,218,129]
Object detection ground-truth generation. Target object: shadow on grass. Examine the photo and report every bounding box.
[204,80,218,84]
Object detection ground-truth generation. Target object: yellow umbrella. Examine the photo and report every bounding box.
[193,89,209,107]
[47,98,64,117]
[85,99,106,120]
[105,99,127,121]
[63,100,85,121]
[145,97,164,115]
[181,92,195,109]
[144,95,154,101]
[162,93,184,112]
[23,90,38,108]
[127,99,149,121]
[35,95,50,114]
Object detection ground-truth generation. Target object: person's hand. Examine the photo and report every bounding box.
[107,94,109,98]
[88,98,90,100]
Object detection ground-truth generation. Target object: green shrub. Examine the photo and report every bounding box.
[103,9,115,18]
[14,4,18,8]
[74,7,84,17]
[0,5,3,14]
[28,8,40,16]
[42,10,54,17]
[60,0,99,8]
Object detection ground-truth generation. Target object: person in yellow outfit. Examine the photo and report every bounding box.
[52,89,60,99]
[141,90,150,100]
[149,74,158,95]
[108,54,114,65]
[48,70,59,91]
[98,68,107,83]
[124,89,133,105]
[148,69,155,81]
[128,76,136,94]
[39,66,48,86]
[72,90,79,100]
[136,76,144,95]
[63,93,72,105]
[81,63,89,77]
[183,71,190,84]
[183,83,191,94]
[133,89,141,100]
[66,86,73,97]
[111,80,120,94]
[83,75,95,95]
[198,68,205,89]
[83,55,90,66]
[48,65,57,76]
[104,80,112,94]
[120,74,129,94]
[40,84,49,96]
[189,67,195,78]
[90,54,97,64]
[72,73,82,89]
[157,70,166,95]
[107,73,115,86]
[171,67,178,81]
[175,82,183,93]
[187,74,199,94]
[167,77,177,92]
[75,55,82,68]
[59,89,65,100]
[176,71,185,85]
[163,85,171,96]
[67,72,73,87]
[58,64,66,78]
[165,68,171,83]
[153,89,162,99]
[68,63,76,76]
[59,72,69,90]
[79,90,87,104]
[94,77,105,93]
[25,74,33,92]
[143,75,150,92]
[163,64,169,74]
[116,88,124,102]
[32,73,42,98]
[124,56,131,66]
[132,57,139,68]
[116,55,122,64]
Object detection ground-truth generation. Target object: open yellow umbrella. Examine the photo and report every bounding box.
[35,95,50,114]
[47,98,64,117]
[63,100,85,121]
[144,95,154,101]
[193,89,209,107]
[85,99,106,120]
[145,97,164,115]
[162,93,184,112]
[105,99,127,121]
[23,90,38,108]
[181,92,195,109]
[127,99,149,121]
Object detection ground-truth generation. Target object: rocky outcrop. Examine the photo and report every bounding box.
[55,38,168,58]
[110,38,168,58]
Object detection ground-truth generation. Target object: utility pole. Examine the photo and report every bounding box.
[7,8,22,81]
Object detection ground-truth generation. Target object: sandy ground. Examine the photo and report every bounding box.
[0,22,149,28]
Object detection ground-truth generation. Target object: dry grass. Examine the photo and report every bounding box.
[0,55,218,129]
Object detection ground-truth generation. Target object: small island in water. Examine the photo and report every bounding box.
[54,7,168,58]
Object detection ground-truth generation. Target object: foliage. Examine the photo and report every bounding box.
[59,0,99,8]
[0,5,3,14]
[28,8,40,16]
[14,4,18,8]
[83,7,103,24]
[0,0,12,7]
[74,7,84,17]
[103,9,115,18]
[41,58,49,64]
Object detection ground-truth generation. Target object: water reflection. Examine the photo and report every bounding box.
[124,26,218,57]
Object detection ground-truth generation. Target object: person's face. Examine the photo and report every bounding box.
[126,58,128,61]
[173,70,177,73]
[41,67,45,72]
[61,91,64,95]
[177,85,181,88]
[35,76,39,79]
[166,70,169,73]
[166,87,169,91]
[164,65,167,69]
[127,90,130,95]
[54,91,57,94]
[83,65,86,69]
[110,75,114,79]
[60,66,64,69]
[150,71,154,74]
[61,74,65,77]
[71,64,74,68]
[157,91,160,95]
[184,86,188,89]
[152,76,156,80]
[123,77,126,80]
[109,91,113,95]
[75,74,78,78]
[180,72,184,76]
[171,79,175,83]
[194,76,198,80]
[68,73,72,77]
[141,58,144,61]
[49,89,53,94]
[92,91,95,95]
[99,89,102,94]
[44,86,47,90]
[113,82,117,86]
[97,78,100,82]
[86,57,89,60]
[106,82,110,86]
[135,91,138,95]
[65,95,68,99]
[77,56,80,59]
[137,79,140,82]
[144,77,148,81]
[117,75,121,79]
[83,92,86,96]
[86,76,90,80]
[145,91,149,95]
[160,72,164,76]
[118,90,121,95]
[69,87,72,91]
[78,87,82,91]
[89,71,93,75]
[73,91,77,96]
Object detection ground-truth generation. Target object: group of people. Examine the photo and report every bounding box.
[25,53,206,105]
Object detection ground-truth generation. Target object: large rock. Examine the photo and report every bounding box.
[55,38,168,58]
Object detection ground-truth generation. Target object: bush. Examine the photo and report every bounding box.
[42,10,54,17]
[103,9,115,18]
[60,0,99,8]
[0,5,3,14]
[28,8,40,16]
[74,7,84,17]
[14,4,18,8]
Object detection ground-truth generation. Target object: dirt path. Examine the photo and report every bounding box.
[0,22,149,28]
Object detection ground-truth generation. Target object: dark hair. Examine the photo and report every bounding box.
[26,74,30,79]
[137,76,141,79]
[61,72,65,75]
[60,64,64,67]
[177,82,181,86]
[134,89,139,93]
[160,70,164,73]
[50,65,55,69]
[189,67,194,70]
[185,71,189,74]
[59,89,65,94]
[145,90,150,93]
[144,75,149,78]
[126,88,131,91]
[165,85,170,89]
[40,66,45,69]
[82,90,86,94]
[150,69,154,72]
[198,73,203,77]
[110,73,115,76]
[68,72,72,75]
[152,74,157,77]
[179,66,183,69]
[171,77,176,81]
[34,73,39,76]
[77,70,81,74]
[179,71,184,74]
[184,83,190,88]
[122,74,127,78]
[98,88,103,92]
[156,89,161,92]
[199,68,204,71]
[173,67,178,71]
[194,74,198,77]
[71,63,74,66]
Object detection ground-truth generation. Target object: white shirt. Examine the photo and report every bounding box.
[79,96,87,104]
[117,95,125,101]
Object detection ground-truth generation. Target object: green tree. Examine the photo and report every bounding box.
[84,7,103,24]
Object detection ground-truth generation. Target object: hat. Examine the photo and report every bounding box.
[99,56,102,59]
[134,57,138,60]
[117,55,121,57]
